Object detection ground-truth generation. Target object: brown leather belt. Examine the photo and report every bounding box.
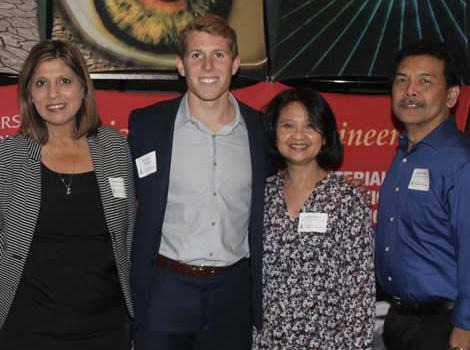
[155,255,233,277]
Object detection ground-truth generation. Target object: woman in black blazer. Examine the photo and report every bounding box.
[0,40,135,349]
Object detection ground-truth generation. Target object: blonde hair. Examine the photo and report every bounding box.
[177,14,238,58]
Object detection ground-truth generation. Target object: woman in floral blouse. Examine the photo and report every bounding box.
[253,88,375,349]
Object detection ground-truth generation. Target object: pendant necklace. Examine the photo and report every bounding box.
[56,141,78,196]
[58,174,73,195]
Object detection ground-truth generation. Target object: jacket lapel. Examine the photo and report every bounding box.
[154,98,181,224]
[239,103,264,200]
[88,131,122,240]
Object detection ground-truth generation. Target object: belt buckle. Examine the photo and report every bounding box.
[194,264,216,276]
[391,297,416,313]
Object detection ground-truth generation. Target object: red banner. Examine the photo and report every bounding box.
[0,85,21,133]
[1,83,469,224]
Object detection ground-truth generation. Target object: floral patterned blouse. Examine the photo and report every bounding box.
[253,171,375,350]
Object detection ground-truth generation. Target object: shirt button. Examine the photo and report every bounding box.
[213,161,217,166]
[395,187,399,192]
[389,217,394,222]
[211,222,216,226]
[385,246,390,252]
[209,252,214,257]
[213,192,217,196]
[402,158,407,163]
[387,276,392,282]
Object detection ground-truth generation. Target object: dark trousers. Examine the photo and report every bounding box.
[134,259,252,350]
[383,304,453,350]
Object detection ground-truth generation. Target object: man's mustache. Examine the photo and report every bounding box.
[398,99,425,108]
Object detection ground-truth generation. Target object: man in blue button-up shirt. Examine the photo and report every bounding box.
[376,41,470,350]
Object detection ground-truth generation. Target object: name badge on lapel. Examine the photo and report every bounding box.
[408,168,429,191]
[109,177,127,198]
[298,212,328,233]
[136,151,157,178]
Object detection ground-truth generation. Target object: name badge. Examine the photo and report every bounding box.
[298,212,328,233]
[136,151,157,178]
[109,177,127,198]
[408,168,429,191]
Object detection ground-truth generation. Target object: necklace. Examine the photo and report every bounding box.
[42,138,80,196]
[58,174,73,195]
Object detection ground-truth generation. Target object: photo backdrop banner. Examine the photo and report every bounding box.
[1,82,469,225]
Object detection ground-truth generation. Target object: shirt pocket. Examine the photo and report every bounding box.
[404,188,447,228]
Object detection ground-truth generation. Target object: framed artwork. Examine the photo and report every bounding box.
[51,0,267,80]
[2,0,468,86]
[266,0,470,84]
[0,0,41,76]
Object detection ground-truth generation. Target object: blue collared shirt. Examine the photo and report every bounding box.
[376,116,470,329]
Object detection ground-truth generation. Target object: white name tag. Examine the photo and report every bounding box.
[109,177,127,198]
[298,212,328,233]
[136,151,157,178]
[408,168,430,191]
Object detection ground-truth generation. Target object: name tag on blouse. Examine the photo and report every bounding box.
[298,213,328,233]
[408,168,430,191]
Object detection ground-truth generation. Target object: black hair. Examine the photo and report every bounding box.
[392,40,461,87]
[264,87,343,170]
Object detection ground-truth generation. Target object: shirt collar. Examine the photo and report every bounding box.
[174,93,245,131]
[398,115,458,151]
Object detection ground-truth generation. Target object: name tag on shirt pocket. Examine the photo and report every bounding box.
[109,177,127,198]
[136,151,157,178]
[408,168,430,191]
[298,213,328,233]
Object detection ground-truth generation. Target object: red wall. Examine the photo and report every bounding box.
[1,82,469,224]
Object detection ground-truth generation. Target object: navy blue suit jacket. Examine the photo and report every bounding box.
[128,97,265,334]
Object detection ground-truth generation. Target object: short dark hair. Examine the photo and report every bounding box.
[392,40,461,87]
[177,14,238,58]
[18,39,101,144]
[265,87,343,170]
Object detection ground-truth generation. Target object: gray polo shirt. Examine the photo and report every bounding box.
[159,93,252,266]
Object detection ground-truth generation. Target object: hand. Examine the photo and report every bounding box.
[449,327,470,350]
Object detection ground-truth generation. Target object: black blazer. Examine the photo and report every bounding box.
[128,96,265,331]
